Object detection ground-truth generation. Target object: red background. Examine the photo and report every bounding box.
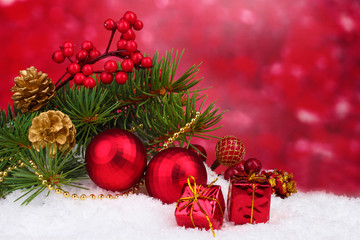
[1,0,360,196]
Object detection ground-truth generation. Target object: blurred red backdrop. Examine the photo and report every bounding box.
[1,0,359,196]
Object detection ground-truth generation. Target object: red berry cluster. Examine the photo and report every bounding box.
[52,11,153,89]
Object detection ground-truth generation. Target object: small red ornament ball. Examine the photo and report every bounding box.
[121,59,134,72]
[130,52,143,65]
[125,40,138,52]
[215,135,246,167]
[117,39,127,50]
[89,49,101,59]
[117,20,130,33]
[82,64,93,76]
[122,29,136,41]
[243,158,262,175]
[133,20,143,31]
[52,50,65,63]
[123,11,137,25]
[141,57,153,68]
[62,47,74,57]
[86,129,147,191]
[188,144,207,162]
[145,147,207,204]
[81,40,93,52]
[63,41,74,49]
[76,50,88,61]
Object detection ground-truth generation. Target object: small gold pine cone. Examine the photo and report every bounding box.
[28,110,76,153]
[11,66,56,113]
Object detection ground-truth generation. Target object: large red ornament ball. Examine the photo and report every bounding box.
[85,129,147,191]
[215,135,246,167]
[145,147,207,204]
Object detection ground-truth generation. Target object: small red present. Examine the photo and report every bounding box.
[227,174,271,224]
[175,176,225,237]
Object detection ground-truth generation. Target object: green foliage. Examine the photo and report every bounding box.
[0,50,224,203]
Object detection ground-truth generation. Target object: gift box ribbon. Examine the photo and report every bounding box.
[176,176,223,237]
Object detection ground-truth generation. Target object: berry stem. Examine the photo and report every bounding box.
[105,28,117,53]
[89,50,127,64]
[67,57,73,63]
[55,76,74,91]
[55,72,69,86]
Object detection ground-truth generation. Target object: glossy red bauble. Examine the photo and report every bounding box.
[189,144,207,162]
[125,40,138,52]
[86,129,147,191]
[63,41,74,49]
[89,49,101,59]
[117,39,127,50]
[145,147,207,204]
[243,158,262,175]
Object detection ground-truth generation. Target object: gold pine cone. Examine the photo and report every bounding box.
[28,110,76,153]
[11,66,56,113]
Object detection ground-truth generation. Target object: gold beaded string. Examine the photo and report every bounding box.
[162,111,201,150]
[0,112,201,200]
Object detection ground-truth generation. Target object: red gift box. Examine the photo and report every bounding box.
[175,176,225,236]
[227,175,271,224]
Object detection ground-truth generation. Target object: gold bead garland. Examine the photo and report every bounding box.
[0,112,201,200]
[162,111,201,150]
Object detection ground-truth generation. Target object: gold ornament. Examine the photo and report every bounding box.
[28,110,76,153]
[11,66,56,113]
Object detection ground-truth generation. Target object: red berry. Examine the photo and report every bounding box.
[89,49,101,59]
[82,64,93,76]
[141,57,153,68]
[104,60,118,73]
[224,167,239,181]
[81,41,93,52]
[62,47,74,57]
[117,20,130,33]
[100,71,113,84]
[74,73,86,85]
[63,41,74,49]
[243,158,262,175]
[104,19,116,30]
[133,20,143,31]
[122,29,136,40]
[189,144,207,162]
[233,161,245,173]
[130,52,143,65]
[76,50,88,61]
[52,50,65,63]
[115,71,128,84]
[83,77,96,89]
[117,39,127,50]
[125,40,138,52]
[123,11,137,25]
[121,59,134,72]
[67,63,81,75]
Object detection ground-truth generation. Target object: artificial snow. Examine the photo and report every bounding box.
[1,166,360,240]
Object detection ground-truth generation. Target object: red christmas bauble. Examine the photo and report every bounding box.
[145,147,207,204]
[85,129,147,191]
[215,135,246,167]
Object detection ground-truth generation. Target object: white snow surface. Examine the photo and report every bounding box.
[1,166,360,240]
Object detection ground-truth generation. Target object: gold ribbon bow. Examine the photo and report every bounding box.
[176,176,223,237]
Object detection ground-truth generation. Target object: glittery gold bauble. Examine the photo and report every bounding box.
[11,66,56,113]
[28,110,76,153]
[215,135,246,167]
